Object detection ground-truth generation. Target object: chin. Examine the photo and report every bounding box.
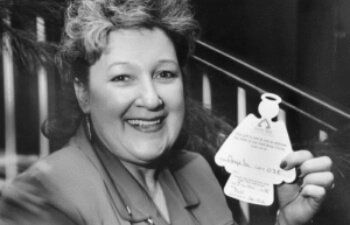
[139,151,164,162]
[134,148,171,167]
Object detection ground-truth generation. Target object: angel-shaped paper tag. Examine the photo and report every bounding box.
[215,93,296,205]
[224,174,274,206]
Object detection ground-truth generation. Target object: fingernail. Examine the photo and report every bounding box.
[296,167,302,178]
[280,161,287,169]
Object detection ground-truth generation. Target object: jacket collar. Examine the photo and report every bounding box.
[73,126,199,224]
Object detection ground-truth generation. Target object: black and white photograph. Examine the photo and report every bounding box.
[0,0,348,224]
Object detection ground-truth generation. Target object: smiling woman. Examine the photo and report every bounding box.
[0,0,334,225]
[76,28,185,165]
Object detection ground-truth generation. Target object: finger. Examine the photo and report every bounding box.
[301,171,334,190]
[298,156,332,177]
[280,150,313,170]
[299,184,326,208]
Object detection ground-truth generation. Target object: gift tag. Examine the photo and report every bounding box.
[224,174,274,206]
[215,93,296,205]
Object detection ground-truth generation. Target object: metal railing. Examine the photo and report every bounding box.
[192,40,350,134]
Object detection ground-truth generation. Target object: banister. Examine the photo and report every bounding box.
[192,56,337,131]
[195,40,350,122]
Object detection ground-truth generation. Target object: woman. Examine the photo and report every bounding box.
[0,0,334,224]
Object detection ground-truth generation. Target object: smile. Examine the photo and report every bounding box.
[127,119,161,127]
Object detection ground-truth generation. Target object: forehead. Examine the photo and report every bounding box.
[103,28,177,61]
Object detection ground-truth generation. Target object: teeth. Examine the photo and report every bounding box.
[127,119,161,127]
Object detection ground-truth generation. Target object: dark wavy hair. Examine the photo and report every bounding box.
[42,0,207,148]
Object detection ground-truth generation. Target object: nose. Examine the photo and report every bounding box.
[135,79,163,110]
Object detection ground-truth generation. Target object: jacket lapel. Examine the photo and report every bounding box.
[159,170,200,225]
[75,126,170,224]
[74,126,203,225]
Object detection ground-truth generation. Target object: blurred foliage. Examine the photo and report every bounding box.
[0,0,66,70]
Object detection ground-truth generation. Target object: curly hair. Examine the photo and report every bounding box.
[60,0,199,82]
[43,0,200,146]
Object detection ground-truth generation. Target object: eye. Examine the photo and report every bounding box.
[111,74,132,83]
[154,71,178,81]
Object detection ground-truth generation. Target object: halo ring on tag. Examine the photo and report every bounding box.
[259,93,282,119]
[261,93,282,103]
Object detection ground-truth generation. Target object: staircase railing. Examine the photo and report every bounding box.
[191,40,350,139]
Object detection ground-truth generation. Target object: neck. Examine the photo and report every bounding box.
[121,160,159,197]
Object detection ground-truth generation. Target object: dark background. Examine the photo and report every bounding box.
[193,0,350,109]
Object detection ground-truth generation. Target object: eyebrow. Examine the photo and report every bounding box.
[107,62,129,70]
[157,59,179,66]
[107,60,179,70]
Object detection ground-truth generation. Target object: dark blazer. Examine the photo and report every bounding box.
[0,127,235,225]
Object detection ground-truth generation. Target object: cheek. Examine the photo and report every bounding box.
[174,84,185,115]
[89,92,113,116]
[88,86,132,121]
[162,81,184,105]
[177,94,186,121]
[166,85,185,126]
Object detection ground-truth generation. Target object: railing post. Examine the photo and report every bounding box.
[202,72,212,109]
[319,130,328,141]
[237,87,247,121]
[2,12,18,180]
[278,108,287,122]
[36,17,50,157]
[237,87,250,224]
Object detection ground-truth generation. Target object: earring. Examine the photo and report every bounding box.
[85,115,92,141]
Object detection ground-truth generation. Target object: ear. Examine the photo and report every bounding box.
[74,79,91,113]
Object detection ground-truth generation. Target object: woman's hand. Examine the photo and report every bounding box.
[276,150,334,225]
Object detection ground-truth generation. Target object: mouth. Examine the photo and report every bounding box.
[126,117,164,132]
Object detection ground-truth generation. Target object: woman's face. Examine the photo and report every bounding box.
[75,28,185,165]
